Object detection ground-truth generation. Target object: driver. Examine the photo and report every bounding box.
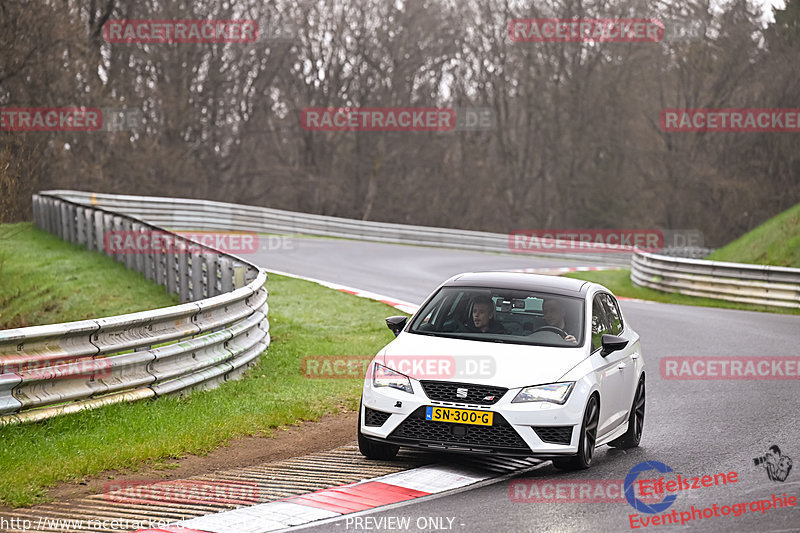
[468,296,506,334]
[542,298,578,344]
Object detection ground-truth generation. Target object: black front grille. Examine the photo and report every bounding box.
[364,408,392,427]
[533,426,573,445]
[419,381,507,405]
[388,407,529,453]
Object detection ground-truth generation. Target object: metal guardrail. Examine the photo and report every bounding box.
[0,194,270,425]
[631,250,800,309]
[41,190,635,266]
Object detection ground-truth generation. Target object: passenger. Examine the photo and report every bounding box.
[541,298,578,343]
[469,296,506,334]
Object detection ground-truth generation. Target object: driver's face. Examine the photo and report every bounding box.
[472,303,491,330]
[542,301,565,327]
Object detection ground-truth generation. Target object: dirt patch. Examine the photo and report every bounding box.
[0,408,357,512]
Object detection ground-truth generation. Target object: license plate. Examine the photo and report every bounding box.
[425,406,493,426]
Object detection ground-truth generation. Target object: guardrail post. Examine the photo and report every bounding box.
[93,210,104,251]
[143,235,155,282]
[36,195,47,232]
[66,203,77,244]
[219,257,233,294]
[204,252,219,297]
[130,222,145,275]
[48,197,58,235]
[58,201,68,241]
[32,194,42,229]
[83,207,95,251]
[75,206,86,246]
[154,240,167,288]
[166,247,179,296]
[232,262,247,289]
[121,218,135,270]
[111,215,125,263]
[178,246,191,303]
[190,250,203,300]
[102,213,114,258]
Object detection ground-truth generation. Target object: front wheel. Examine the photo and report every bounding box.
[608,376,645,449]
[552,394,599,471]
[357,401,399,460]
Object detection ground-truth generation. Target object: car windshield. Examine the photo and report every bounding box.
[408,286,585,347]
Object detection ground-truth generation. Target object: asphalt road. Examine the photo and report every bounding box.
[252,237,800,533]
[251,236,608,304]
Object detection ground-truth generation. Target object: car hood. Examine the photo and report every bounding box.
[376,332,588,389]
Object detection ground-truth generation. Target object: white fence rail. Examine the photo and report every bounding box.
[0,193,270,425]
[42,190,638,266]
[631,250,800,309]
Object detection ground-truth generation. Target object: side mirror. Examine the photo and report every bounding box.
[386,316,408,337]
[600,334,628,357]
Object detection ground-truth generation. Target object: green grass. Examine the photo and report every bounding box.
[706,202,800,267]
[0,223,178,329]
[562,269,800,315]
[0,271,401,507]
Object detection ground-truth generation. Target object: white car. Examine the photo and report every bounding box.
[358,272,645,470]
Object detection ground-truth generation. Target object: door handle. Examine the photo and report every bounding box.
[617,363,627,370]
[631,353,639,360]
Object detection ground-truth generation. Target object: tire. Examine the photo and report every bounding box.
[357,401,399,460]
[552,394,599,471]
[608,376,645,449]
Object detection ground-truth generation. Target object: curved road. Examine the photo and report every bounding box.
[253,237,800,533]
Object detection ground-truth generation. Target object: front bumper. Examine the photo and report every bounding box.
[361,377,589,457]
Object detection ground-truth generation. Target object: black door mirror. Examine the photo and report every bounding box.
[600,334,628,357]
[386,316,408,337]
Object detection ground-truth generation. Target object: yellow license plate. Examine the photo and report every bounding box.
[425,406,493,426]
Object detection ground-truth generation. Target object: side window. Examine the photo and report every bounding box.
[591,295,611,352]
[599,293,623,335]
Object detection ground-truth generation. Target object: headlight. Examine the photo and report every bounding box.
[512,382,575,404]
[372,363,413,394]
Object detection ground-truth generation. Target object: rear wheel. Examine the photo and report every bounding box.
[608,376,645,449]
[357,400,399,460]
[552,394,599,471]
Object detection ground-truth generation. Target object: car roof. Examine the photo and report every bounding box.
[443,271,591,297]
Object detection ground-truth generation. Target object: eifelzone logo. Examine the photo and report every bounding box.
[624,461,678,514]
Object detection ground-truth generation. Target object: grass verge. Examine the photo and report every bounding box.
[562,269,800,315]
[0,272,400,507]
[0,223,178,329]
[706,202,800,267]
